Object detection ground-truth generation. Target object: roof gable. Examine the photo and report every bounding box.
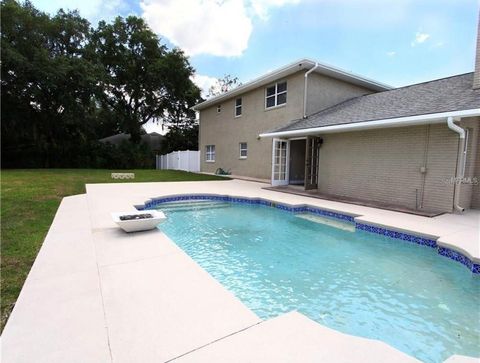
[193,58,392,111]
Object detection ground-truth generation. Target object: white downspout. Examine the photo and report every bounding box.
[447,116,466,213]
[303,62,319,118]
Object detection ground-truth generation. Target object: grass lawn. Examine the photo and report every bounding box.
[0,169,227,331]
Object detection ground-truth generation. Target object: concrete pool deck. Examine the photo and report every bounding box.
[2,179,479,362]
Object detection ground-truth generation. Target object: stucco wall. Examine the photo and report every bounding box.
[473,18,480,89]
[316,124,459,213]
[199,71,306,179]
[199,71,376,179]
[306,73,373,116]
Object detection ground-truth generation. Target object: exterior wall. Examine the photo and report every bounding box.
[316,124,459,213]
[471,132,480,209]
[460,118,480,208]
[199,71,306,179]
[199,71,376,179]
[473,18,480,89]
[306,73,373,116]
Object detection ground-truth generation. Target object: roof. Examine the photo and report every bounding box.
[193,58,392,111]
[268,73,480,135]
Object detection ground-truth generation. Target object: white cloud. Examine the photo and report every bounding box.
[141,0,300,57]
[191,74,219,98]
[386,51,396,57]
[141,0,251,57]
[249,0,300,20]
[411,31,430,46]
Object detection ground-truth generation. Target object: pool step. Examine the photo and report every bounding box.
[156,200,221,208]
[157,201,230,213]
[296,213,355,232]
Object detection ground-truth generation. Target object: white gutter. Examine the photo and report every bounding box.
[303,62,319,118]
[193,58,392,111]
[259,108,480,138]
[447,116,466,213]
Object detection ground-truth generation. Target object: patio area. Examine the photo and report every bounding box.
[264,185,444,217]
[2,179,478,363]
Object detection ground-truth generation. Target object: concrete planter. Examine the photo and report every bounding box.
[111,210,166,232]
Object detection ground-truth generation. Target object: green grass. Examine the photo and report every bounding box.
[0,169,227,331]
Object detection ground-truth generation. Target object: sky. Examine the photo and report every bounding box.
[31,0,479,133]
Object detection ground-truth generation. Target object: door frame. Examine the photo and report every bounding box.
[271,138,290,186]
[304,136,321,190]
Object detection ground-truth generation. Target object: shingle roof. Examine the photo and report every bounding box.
[272,73,480,133]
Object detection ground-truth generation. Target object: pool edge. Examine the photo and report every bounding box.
[136,193,479,275]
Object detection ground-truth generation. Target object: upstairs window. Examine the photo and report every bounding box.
[235,98,242,117]
[239,142,247,159]
[205,145,215,162]
[217,105,222,113]
[265,81,287,109]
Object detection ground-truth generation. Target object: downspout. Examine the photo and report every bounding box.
[303,62,319,118]
[447,116,466,212]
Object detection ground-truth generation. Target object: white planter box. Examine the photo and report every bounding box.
[111,210,166,233]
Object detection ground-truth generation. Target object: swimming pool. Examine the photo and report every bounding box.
[157,200,480,363]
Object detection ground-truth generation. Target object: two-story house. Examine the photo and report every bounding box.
[194,29,480,215]
[195,60,389,181]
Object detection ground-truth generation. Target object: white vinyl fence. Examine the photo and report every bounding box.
[156,150,200,172]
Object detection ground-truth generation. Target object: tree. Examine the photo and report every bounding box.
[160,125,199,154]
[89,16,201,143]
[207,74,242,98]
[1,0,101,167]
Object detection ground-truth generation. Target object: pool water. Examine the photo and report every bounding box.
[158,201,480,363]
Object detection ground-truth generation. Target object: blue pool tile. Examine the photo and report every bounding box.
[139,194,478,275]
[356,223,437,249]
[437,247,476,272]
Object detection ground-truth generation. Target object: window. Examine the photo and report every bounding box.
[235,98,242,117]
[205,145,215,162]
[217,105,222,113]
[265,81,287,109]
[239,142,247,159]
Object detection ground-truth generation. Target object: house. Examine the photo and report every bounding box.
[194,26,480,214]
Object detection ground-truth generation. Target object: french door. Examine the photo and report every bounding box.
[305,136,320,190]
[271,138,290,186]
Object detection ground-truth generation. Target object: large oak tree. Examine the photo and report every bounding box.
[89,16,201,143]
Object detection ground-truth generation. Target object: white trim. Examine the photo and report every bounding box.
[303,61,319,118]
[259,109,480,138]
[264,103,286,112]
[271,139,290,186]
[193,58,392,111]
[234,97,242,118]
[239,142,248,159]
[205,145,216,162]
[265,81,287,109]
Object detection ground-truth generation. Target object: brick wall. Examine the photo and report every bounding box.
[317,124,458,213]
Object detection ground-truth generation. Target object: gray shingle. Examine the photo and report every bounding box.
[273,73,480,133]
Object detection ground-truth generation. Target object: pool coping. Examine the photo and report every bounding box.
[3,180,478,363]
[137,193,480,274]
